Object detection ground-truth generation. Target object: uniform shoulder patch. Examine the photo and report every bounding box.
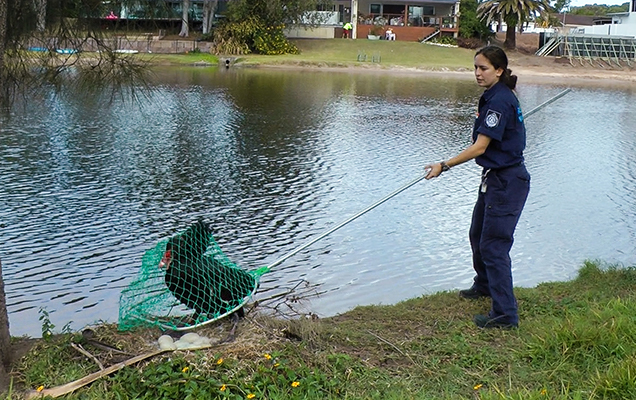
[485,109,501,128]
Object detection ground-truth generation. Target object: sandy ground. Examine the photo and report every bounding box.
[506,51,636,88]
[250,51,636,89]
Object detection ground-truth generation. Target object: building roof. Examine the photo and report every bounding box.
[553,13,598,26]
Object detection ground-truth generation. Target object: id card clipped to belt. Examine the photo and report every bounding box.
[481,169,490,193]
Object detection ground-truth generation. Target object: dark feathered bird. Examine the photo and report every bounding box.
[159,219,256,320]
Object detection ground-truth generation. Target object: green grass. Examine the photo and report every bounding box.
[137,51,219,66]
[141,38,476,71]
[236,38,476,70]
[8,260,636,399]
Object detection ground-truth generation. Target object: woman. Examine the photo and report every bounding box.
[425,46,530,329]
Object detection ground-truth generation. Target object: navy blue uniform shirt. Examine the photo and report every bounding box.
[472,81,526,169]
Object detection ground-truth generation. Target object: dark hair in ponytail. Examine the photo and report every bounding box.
[475,45,517,90]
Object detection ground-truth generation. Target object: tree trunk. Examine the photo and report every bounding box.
[0,0,7,104]
[504,23,516,49]
[202,0,217,35]
[0,258,12,392]
[179,0,190,37]
[33,0,46,31]
[0,0,6,72]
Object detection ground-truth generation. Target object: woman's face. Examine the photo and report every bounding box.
[474,54,503,90]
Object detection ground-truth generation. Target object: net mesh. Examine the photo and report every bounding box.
[118,220,268,331]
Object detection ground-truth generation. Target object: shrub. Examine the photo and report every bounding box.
[211,19,298,55]
[457,37,485,49]
[253,26,299,55]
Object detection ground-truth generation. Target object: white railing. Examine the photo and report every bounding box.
[300,11,340,25]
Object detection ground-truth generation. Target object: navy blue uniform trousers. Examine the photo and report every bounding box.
[469,164,530,325]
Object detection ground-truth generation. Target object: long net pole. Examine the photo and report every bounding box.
[264,88,572,272]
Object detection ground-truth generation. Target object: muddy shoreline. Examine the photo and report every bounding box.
[241,61,636,89]
[235,51,636,89]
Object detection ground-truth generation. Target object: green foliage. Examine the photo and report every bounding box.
[109,356,223,399]
[212,17,298,55]
[570,2,629,15]
[211,21,254,55]
[432,36,459,46]
[38,307,55,340]
[459,0,493,40]
[224,0,333,28]
[5,0,38,43]
[209,0,306,55]
[1,0,152,109]
[16,334,95,389]
[553,0,571,13]
[106,351,356,400]
[478,0,551,47]
[369,24,383,36]
[253,26,299,55]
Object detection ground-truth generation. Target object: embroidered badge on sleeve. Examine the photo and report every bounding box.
[485,109,501,128]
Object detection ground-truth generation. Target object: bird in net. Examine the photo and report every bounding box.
[118,219,268,331]
[119,169,435,332]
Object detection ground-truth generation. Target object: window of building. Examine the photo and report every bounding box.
[383,4,405,14]
[370,4,381,14]
[317,4,335,11]
[408,5,436,26]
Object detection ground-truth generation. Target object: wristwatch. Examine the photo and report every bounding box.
[440,161,450,172]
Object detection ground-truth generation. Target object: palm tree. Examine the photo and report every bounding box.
[478,0,551,49]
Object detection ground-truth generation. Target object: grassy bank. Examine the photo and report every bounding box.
[235,39,476,70]
[9,261,636,399]
[141,39,476,71]
[136,51,218,66]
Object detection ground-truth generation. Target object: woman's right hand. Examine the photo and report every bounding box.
[424,163,442,180]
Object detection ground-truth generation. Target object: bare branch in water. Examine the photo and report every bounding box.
[255,279,325,319]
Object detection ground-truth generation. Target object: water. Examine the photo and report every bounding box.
[1,67,635,337]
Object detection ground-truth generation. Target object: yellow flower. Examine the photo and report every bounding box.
[36,386,44,392]
[291,381,300,387]
[473,384,483,390]
[220,384,226,391]
[182,367,189,373]
[247,394,256,399]
[274,363,280,367]
[264,353,272,360]
[217,358,224,365]
[541,388,547,395]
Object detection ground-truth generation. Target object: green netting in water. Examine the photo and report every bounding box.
[118,220,268,331]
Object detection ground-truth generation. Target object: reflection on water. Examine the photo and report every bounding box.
[1,68,635,337]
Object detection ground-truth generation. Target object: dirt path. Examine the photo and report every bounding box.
[507,51,636,87]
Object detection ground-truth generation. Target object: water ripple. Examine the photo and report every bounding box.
[1,71,635,337]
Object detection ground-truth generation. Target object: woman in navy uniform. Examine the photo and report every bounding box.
[425,46,530,329]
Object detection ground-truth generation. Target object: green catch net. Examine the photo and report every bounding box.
[118,220,268,331]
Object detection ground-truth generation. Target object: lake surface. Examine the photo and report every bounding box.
[1,67,635,337]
